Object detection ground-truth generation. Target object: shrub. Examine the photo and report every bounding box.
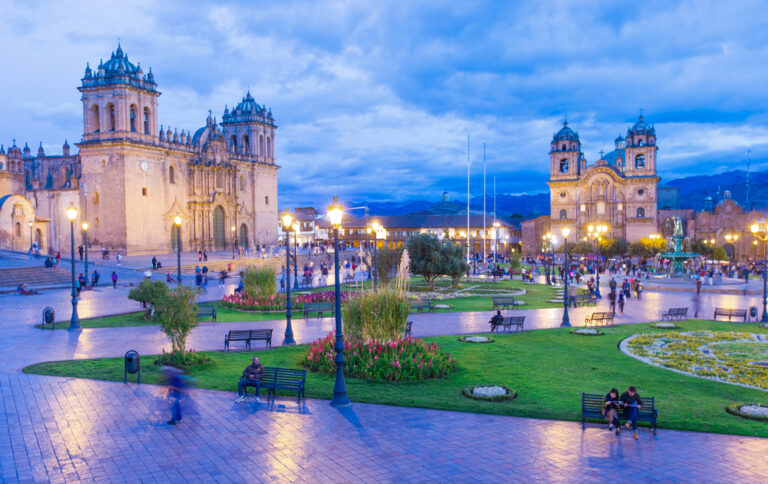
[128,279,169,320]
[376,246,404,285]
[155,348,210,368]
[305,332,457,381]
[242,266,277,299]
[157,286,199,363]
[343,286,409,342]
[222,290,359,311]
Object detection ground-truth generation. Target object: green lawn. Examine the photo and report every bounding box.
[24,320,768,437]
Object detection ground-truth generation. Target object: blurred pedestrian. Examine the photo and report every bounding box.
[111,271,118,288]
[161,366,187,425]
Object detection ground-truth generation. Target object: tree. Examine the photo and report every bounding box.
[600,237,630,257]
[376,246,404,285]
[128,279,169,320]
[443,243,468,287]
[510,251,522,275]
[712,246,729,261]
[157,286,199,360]
[406,234,465,290]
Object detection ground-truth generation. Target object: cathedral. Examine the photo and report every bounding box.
[0,44,278,255]
[547,115,660,242]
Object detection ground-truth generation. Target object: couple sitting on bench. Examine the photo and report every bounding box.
[603,386,643,439]
[235,356,264,404]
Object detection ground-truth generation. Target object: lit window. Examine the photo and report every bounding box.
[265,196,269,205]
[636,207,645,218]
[142,187,148,196]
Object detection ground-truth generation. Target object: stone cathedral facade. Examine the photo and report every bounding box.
[0,44,278,255]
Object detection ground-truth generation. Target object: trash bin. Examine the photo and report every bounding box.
[124,350,141,384]
[42,307,55,329]
[751,307,758,321]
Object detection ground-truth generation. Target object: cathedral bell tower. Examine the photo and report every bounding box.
[549,121,582,180]
[623,115,657,177]
[79,44,160,143]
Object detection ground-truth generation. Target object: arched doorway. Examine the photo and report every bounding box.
[240,223,248,249]
[213,206,226,250]
[171,224,180,251]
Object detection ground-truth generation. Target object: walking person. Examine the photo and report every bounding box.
[55,251,61,267]
[152,256,157,270]
[78,245,84,260]
[617,291,625,314]
[198,250,203,262]
[162,366,188,426]
[608,289,617,313]
[111,271,118,288]
[203,249,208,262]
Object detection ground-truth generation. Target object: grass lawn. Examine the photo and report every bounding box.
[24,320,768,437]
[409,276,562,311]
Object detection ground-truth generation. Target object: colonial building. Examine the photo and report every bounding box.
[547,115,660,243]
[0,44,279,255]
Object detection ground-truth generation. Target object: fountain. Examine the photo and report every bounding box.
[657,217,700,277]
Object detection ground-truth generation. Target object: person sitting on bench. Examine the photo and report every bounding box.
[620,385,643,439]
[603,388,621,434]
[235,356,264,403]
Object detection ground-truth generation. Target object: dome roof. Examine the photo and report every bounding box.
[552,121,579,142]
[234,91,263,115]
[101,44,139,75]
[81,43,157,93]
[221,91,276,127]
[615,135,625,143]
[628,114,655,135]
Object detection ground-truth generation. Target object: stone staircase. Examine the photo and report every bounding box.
[0,266,72,289]
[144,258,276,276]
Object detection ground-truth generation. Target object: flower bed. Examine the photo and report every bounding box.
[222,291,358,311]
[462,385,517,402]
[623,331,768,391]
[570,328,604,336]
[650,322,681,329]
[726,402,768,421]
[457,335,494,344]
[305,332,457,381]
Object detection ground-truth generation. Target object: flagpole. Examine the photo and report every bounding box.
[493,176,497,264]
[483,142,486,265]
[467,135,470,270]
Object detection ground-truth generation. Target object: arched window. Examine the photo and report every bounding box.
[562,144,566,151]
[559,158,568,173]
[143,107,150,134]
[243,135,249,154]
[108,104,116,131]
[597,201,605,215]
[259,135,264,156]
[92,105,100,133]
[636,207,645,218]
[638,139,644,147]
[559,209,567,220]
[169,166,175,184]
[93,192,99,204]
[15,223,21,237]
[230,135,237,152]
[635,154,645,168]
[129,105,137,132]
[267,137,272,158]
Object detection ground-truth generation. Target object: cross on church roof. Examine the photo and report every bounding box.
[599,149,605,159]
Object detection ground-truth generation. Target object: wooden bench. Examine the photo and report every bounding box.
[303,302,334,318]
[409,299,435,312]
[660,307,688,321]
[343,274,355,283]
[713,308,747,321]
[584,312,615,327]
[261,367,307,403]
[581,393,657,435]
[492,296,521,310]
[490,316,525,333]
[197,304,217,322]
[224,329,273,351]
[404,321,413,338]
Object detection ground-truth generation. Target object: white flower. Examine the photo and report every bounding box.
[472,386,508,398]
[740,405,768,417]
[574,328,599,335]
[654,323,678,328]
[465,336,490,343]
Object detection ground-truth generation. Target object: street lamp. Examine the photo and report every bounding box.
[231,225,237,259]
[292,221,300,290]
[368,220,382,290]
[174,216,182,286]
[542,233,553,285]
[281,210,296,345]
[66,205,80,330]
[328,196,350,407]
[561,226,571,327]
[28,221,33,254]
[493,221,500,265]
[587,223,608,298]
[750,221,768,323]
[82,222,89,288]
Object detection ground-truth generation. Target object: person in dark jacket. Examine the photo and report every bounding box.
[603,388,621,433]
[620,385,643,439]
[235,356,265,403]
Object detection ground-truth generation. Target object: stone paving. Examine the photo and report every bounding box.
[2,278,768,481]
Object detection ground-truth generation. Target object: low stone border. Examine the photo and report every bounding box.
[570,328,605,336]
[650,322,681,329]
[457,335,495,344]
[726,402,768,422]
[462,385,517,402]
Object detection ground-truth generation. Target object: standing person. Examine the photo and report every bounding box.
[91,270,100,288]
[609,277,617,293]
[152,256,157,270]
[55,251,61,267]
[620,385,643,440]
[622,279,631,299]
[116,253,121,265]
[198,250,203,262]
[696,277,702,295]
[203,250,208,262]
[111,271,118,288]
[608,289,617,313]
[78,245,84,260]
[617,291,625,314]
[235,356,265,403]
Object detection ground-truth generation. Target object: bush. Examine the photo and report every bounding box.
[377,246,404,285]
[157,286,199,363]
[128,279,169,320]
[222,291,359,311]
[242,266,276,299]
[305,332,457,381]
[155,348,210,368]
[343,286,409,342]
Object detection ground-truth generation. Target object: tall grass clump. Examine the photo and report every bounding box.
[243,266,277,298]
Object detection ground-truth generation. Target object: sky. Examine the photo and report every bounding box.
[1,0,768,209]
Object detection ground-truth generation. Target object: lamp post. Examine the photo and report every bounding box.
[561,226,571,327]
[66,205,80,330]
[82,222,89,287]
[725,233,740,262]
[174,216,182,286]
[231,225,237,259]
[750,221,768,323]
[281,210,296,345]
[328,196,350,407]
[292,221,300,289]
[369,220,382,290]
[493,221,500,265]
[587,224,607,298]
[28,221,33,254]
[543,233,553,285]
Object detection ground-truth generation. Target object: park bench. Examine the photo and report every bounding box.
[490,316,525,333]
[409,299,435,312]
[303,302,334,318]
[660,307,689,321]
[584,312,615,327]
[224,329,273,351]
[343,274,355,283]
[713,307,747,322]
[243,367,306,403]
[404,321,413,338]
[581,393,657,435]
[492,296,521,310]
[197,304,217,322]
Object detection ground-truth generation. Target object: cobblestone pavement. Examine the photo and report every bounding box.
[2,280,768,481]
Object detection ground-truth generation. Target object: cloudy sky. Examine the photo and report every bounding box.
[1,0,767,208]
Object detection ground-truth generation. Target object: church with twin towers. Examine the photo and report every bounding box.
[0,43,279,255]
